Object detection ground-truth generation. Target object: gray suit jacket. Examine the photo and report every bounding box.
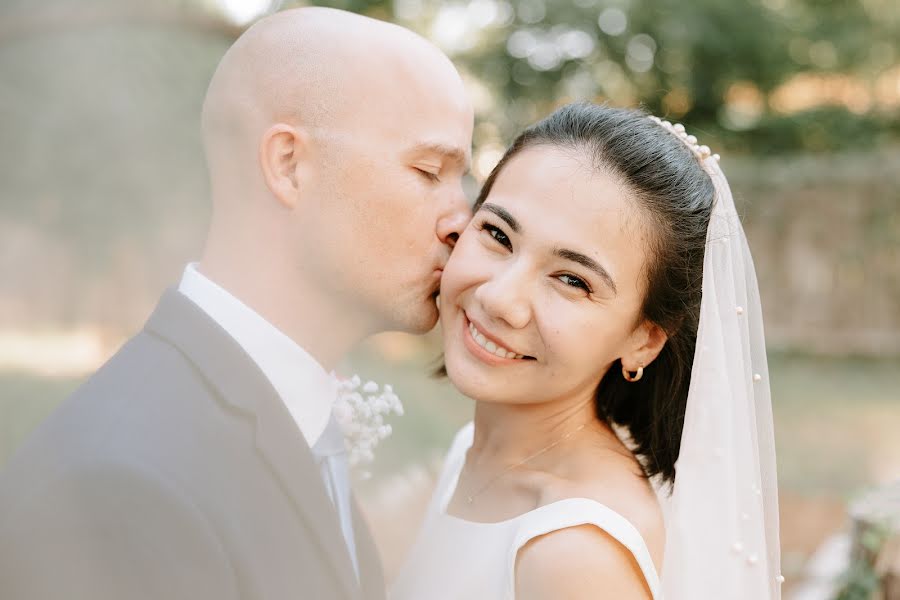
[0,289,385,600]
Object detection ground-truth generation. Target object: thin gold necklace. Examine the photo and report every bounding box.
[464,422,588,504]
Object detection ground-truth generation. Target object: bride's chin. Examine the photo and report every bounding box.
[446,372,483,401]
[443,355,492,398]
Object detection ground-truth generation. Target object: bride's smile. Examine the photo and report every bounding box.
[462,313,529,362]
[439,144,665,407]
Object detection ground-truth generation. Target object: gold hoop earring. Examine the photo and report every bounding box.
[623,365,644,382]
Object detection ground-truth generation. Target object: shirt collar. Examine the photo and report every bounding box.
[177,263,337,448]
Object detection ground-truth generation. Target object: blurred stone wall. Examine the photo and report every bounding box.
[0,2,236,335]
[732,151,900,356]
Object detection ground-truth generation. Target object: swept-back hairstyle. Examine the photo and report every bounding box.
[473,103,715,484]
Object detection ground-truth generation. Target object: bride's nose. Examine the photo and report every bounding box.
[473,263,533,330]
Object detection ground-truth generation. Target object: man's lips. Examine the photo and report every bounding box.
[431,270,443,298]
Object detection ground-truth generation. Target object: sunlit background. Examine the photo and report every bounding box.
[1,0,898,597]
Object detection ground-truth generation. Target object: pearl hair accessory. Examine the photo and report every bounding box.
[333,375,404,467]
[647,115,721,163]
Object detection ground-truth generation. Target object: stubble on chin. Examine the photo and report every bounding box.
[390,294,439,336]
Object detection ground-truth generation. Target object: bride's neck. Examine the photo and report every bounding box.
[468,395,599,467]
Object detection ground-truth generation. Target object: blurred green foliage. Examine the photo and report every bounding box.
[0,0,897,332]
[834,520,892,600]
[300,0,900,154]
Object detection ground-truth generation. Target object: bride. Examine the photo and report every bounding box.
[390,103,782,599]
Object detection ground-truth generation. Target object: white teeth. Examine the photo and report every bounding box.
[467,319,522,359]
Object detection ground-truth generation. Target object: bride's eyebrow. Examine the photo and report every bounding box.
[478,202,617,294]
[554,248,618,296]
[478,203,520,233]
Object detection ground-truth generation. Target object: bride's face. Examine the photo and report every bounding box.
[439,144,656,405]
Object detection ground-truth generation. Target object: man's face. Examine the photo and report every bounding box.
[299,70,474,335]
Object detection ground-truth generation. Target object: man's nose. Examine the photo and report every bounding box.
[436,186,472,248]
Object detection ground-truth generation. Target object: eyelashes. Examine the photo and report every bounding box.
[414,167,441,183]
[480,222,511,249]
[557,273,592,293]
[476,219,593,295]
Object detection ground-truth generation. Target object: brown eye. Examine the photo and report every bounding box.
[482,223,511,250]
[558,274,591,293]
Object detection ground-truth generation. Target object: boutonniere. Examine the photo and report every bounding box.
[334,375,404,467]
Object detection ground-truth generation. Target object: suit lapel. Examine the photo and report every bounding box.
[144,288,360,600]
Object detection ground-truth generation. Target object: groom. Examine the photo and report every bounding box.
[0,8,472,600]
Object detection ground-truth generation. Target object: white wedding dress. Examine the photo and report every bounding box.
[390,422,662,600]
[392,118,783,599]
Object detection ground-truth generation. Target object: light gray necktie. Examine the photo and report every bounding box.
[311,412,359,581]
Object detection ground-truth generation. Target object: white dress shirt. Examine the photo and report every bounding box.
[178,263,358,578]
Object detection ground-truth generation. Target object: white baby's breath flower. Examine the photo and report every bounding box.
[333,401,353,428]
[333,375,404,467]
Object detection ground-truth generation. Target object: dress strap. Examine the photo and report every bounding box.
[507,497,662,599]
[431,422,475,517]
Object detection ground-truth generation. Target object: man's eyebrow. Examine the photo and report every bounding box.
[410,142,471,172]
[554,248,618,296]
[478,202,521,233]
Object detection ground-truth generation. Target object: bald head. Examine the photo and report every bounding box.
[201,7,469,199]
[197,8,473,362]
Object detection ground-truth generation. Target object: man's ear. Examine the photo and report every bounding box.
[258,124,308,209]
[621,321,669,372]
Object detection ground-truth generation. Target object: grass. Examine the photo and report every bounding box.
[2,346,896,586]
[341,345,900,500]
[768,352,900,497]
[2,348,897,499]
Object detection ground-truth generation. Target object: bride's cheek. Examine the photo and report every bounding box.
[446,254,484,291]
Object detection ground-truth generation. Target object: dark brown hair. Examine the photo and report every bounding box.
[471,103,715,485]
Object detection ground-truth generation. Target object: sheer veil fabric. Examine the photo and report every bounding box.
[656,140,783,598]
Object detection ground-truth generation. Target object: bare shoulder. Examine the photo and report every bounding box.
[538,449,666,569]
[514,524,654,600]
